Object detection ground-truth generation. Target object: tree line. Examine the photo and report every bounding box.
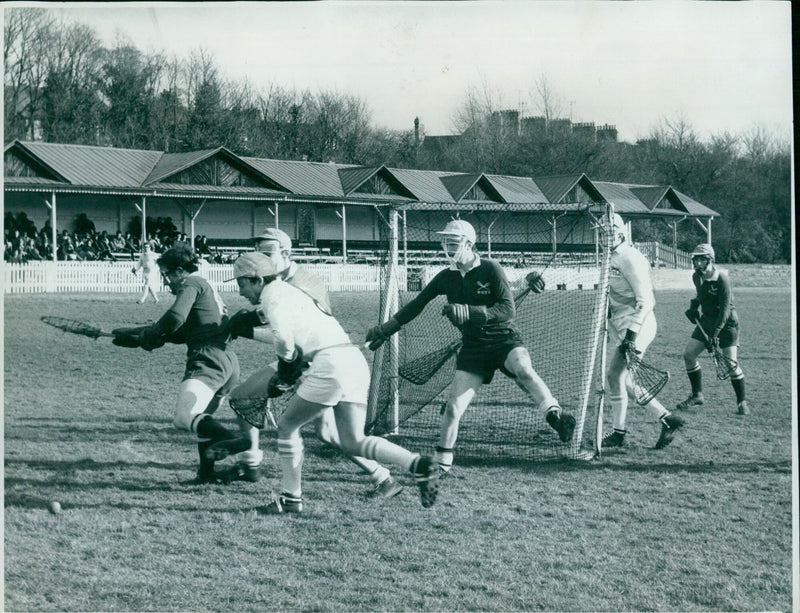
[4,8,790,263]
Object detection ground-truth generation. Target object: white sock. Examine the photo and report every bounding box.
[277,435,304,499]
[610,391,628,432]
[358,436,418,473]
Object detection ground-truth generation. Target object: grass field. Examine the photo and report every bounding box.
[3,287,796,612]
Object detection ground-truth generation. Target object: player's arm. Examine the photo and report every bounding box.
[684,273,702,324]
[442,263,514,327]
[365,271,446,350]
[616,251,655,355]
[262,284,306,394]
[709,271,733,339]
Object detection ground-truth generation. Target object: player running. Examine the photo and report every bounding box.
[132,241,160,304]
[365,219,575,474]
[112,243,249,483]
[677,243,749,415]
[226,251,439,513]
[601,213,684,450]
[223,227,403,498]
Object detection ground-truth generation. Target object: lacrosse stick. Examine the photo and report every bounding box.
[398,284,536,386]
[692,317,738,380]
[41,316,114,339]
[229,395,279,430]
[625,351,670,406]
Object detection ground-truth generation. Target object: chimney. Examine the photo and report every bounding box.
[414,117,420,148]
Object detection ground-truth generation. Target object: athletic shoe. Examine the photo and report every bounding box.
[191,466,220,484]
[676,394,704,411]
[601,429,626,448]
[372,476,404,499]
[655,414,684,449]
[219,462,262,484]
[546,409,576,443]
[255,494,303,515]
[203,437,252,462]
[737,401,750,416]
[413,456,440,508]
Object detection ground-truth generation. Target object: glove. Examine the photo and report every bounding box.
[706,335,719,353]
[111,325,148,349]
[267,373,294,398]
[139,326,167,352]
[525,271,545,294]
[276,347,308,386]
[228,309,262,340]
[442,303,470,326]
[365,317,401,351]
[684,308,700,324]
[618,329,638,356]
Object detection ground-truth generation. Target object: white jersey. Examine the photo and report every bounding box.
[135,251,159,275]
[608,241,655,334]
[260,278,350,361]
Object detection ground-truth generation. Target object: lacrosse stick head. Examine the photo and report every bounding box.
[712,349,738,380]
[229,395,275,430]
[626,352,670,406]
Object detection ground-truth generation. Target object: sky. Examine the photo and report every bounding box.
[22,2,797,143]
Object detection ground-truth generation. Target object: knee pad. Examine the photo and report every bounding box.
[173,378,216,432]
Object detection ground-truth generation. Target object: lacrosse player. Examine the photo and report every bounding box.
[132,241,160,303]
[602,213,684,450]
[677,243,748,415]
[225,251,439,513]
[223,228,404,497]
[366,219,575,474]
[112,244,250,483]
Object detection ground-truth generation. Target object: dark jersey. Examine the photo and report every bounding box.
[693,268,738,337]
[394,258,517,344]
[154,274,230,350]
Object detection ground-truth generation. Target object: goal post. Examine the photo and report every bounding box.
[367,201,614,462]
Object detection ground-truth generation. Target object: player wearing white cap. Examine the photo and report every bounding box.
[602,213,684,450]
[222,228,403,498]
[226,251,439,513]
[677,243,748,415]
[366,219,575,474]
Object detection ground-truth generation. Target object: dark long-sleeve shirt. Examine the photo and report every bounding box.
[394,257,517,344]
[693,268,738,337]
[154,274,230,350]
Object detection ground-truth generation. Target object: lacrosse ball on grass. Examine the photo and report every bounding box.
[48,501,62,515]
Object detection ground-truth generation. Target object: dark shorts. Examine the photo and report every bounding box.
[456,329,525,384]
[183,344,240,394]
[692,320,739,348]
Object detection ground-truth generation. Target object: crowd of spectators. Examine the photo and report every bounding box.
[3,212,221,263]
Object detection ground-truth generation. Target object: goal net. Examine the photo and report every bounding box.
[366,202,613,462]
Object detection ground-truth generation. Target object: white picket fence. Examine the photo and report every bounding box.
[4,261,603,294]
[2,261,386,294]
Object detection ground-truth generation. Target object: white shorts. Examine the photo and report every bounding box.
[608,311,657,355]
[295,345,370,407]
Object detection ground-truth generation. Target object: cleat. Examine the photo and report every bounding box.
[219,462,262,484]
[203,437,251,462]
[737,401,750,416]
[413,456,440,508]
[546,409,576,443]
[601,429,627,448]
[191,467,220,484]
[655,414,684,449]
[676,394,704,411]
[255,494,303,515]
[372,476,404,499]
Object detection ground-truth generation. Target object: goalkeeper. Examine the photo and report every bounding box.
[366,219,576,475]
[602,213,684,450]
[111,244,251,483]
[225,251,439,513]
[677,243,748,415]
[224,228,404,498]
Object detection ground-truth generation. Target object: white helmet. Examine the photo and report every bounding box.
[436,219,476,265]
[609,212,626,249]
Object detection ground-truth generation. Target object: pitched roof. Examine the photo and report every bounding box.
[383,168,457,202]
[592,181,651,214]
[143,149,219,184]
[532,174,586,203]
[485,175,548,204]
[671,189,719,217]
[10,140,162,187]
[242,157,348,197]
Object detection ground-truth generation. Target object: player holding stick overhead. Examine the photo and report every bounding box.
[601,213,684,450]
[223,228,403,497]
[132,241,160,304]
[366,219,575,474]
[227,251,439,513]
[112,244,250,483]
[677,243,749,415]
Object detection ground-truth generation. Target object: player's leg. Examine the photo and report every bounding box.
[334,401,438,508]
[504,346,575,443]
[679,335,707,410]
[315,408,400,498]
[720,325,748,415]
[226,365,275,479]
[434,370,484,473]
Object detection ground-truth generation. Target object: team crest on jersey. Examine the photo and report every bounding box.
[476,281,491,295]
